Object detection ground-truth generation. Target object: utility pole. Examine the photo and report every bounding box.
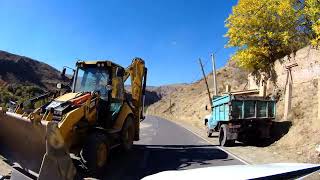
[199,58,212,107]
[318,78,320,128]
[211,53,218,96]
[284,62,298,120]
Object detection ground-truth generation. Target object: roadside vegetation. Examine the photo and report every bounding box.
[225,0,320,75]
[0,84,44,108]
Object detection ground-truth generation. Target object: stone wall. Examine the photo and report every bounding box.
[272,46,320,129]
[274,46,320,87]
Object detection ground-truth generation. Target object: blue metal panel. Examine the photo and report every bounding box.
[219,105,224,121]
[215,107,219,120]
[212,95,231,107]
[225,105,229,120]
[208,95,231,129]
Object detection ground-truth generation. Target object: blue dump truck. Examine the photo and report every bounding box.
[204,94,276,146]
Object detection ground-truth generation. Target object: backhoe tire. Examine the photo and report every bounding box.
[80,132,109,177]
[121,116,135,151]
[219,124,234,147]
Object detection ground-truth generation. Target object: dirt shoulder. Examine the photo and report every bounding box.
[0,156,12,177]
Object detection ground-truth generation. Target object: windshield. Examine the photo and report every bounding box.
[74,67,110,98]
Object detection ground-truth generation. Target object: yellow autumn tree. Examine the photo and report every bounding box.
[225,0,306,72]
[304,0,320,46]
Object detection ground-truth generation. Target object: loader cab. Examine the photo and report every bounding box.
[72,61,125,127]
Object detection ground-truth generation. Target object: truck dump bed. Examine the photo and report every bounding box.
[211,95,276,122]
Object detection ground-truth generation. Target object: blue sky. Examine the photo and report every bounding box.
[0,0,237,86]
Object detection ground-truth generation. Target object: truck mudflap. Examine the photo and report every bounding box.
[0,110,76,180]
[226,124,240,140]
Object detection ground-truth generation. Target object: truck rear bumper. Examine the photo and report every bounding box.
[238,120,272,139]
[226,120,272,140]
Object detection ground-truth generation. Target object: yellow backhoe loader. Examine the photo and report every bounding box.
[0,58,147,179]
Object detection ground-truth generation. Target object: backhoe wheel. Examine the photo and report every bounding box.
[80,133,109,176]
[219,124,234,147]
[121,116,135,151]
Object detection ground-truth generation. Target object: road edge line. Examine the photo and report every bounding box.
[152,116,250,165]
[180,124,250,165]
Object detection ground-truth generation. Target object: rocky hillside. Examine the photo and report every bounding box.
[0,51,64,106]
[144,84,187,106]
[0,50,62,89]
[147,60,249,127]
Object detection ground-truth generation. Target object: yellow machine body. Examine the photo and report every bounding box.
[0,58,147,180]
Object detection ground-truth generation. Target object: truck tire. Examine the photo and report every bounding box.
[206,123,212,137]
[219,124,234,147]
[121,116,135,151]
[80,132,109,176]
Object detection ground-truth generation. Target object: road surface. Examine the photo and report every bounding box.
[101,116,244,180]
[0,116,244,179]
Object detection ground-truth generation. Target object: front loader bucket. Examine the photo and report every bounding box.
[0,111,46,175]
[0,111,77,180]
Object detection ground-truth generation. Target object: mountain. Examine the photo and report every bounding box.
[0,50,174,107]
[147,60,249,126]
[0,50,62,89]
[125,85,185,107]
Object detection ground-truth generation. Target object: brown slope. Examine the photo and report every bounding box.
[147,60,249,127]
[0,50,62,89]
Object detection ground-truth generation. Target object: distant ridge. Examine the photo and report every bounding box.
[0,50,62,89]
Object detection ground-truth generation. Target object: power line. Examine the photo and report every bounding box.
[201,1,268,73]
[199,1,271,74]
[190,71,204,83]
[193,0,301,83]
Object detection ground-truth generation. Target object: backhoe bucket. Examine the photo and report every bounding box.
[0,111,46,174]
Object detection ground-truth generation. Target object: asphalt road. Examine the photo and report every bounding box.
[101,116,244,180]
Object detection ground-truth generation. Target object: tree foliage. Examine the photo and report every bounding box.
[304,0,320,46]
[225,0,320,73]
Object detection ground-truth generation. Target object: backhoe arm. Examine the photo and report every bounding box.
[124,58,147,140]
[124,58,147,121]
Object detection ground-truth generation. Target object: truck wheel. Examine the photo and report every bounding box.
[80,133,109,176]
[121,116,135,151]
[206,124,212,137]
[219,124,234,147]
